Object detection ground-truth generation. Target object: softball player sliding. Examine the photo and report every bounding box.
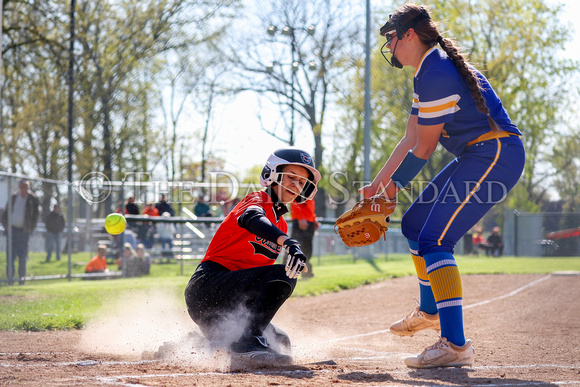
[360,4,525,368]
[184,148,320,366]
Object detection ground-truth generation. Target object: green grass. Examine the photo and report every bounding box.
[0,251,187,278]
[0,276,188,331]
[1,252,579,331]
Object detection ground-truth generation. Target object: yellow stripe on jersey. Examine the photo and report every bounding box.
[437,138,502,246]
[428,265,463,302]
[418,95,460,120]
[419,100,457,113]
[412,254,428,281]
[418,94,458,107]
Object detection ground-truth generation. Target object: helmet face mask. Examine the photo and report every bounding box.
[270,170,318,202]
[379,17,406,69]
[260,148,321,203]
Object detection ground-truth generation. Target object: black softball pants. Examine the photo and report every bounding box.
[184,260,296,341]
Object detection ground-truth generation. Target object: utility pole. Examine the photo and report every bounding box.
[361,0,373,259]
[67,0,76,281]
[266,25,316,146]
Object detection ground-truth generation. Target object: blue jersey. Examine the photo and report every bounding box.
[411,48,521,156]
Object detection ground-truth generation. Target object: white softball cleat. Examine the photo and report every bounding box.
[404,337,475,368]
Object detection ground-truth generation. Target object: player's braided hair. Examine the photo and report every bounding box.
[391,4,501,131]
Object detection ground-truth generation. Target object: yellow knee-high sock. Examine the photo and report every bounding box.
[411,253,437,314]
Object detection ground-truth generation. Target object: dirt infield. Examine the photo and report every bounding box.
[1,273,579,386]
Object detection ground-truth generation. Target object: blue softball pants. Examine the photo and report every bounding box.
[400,135,525,346]
[402,136,525,255]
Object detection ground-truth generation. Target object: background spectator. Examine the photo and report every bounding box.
[117,242,142,277]
[45,204,65,262]
[193,196,212,217]
[123,196,140,215]
[157,211,176,252]
[141,202,159,248]
[116,196,140,234]
[288,199,318,278]
[85,245,109,273]
[142,201,159,217]
[1,178,40,285]
[136,243,151,275]
[155,194,175,216]
[471,226,487,256]
[487,226,504,257]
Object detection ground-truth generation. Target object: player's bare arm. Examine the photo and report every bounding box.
[413,122,444,159]
[361,115,419,198]
[379,122,442,200]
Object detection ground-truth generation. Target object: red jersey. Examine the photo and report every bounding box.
[473,234,485,245]
[202,191,288,271]
[290,199,316,222]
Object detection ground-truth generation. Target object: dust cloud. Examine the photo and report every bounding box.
[78,289,196,358]
[79,288,338,367]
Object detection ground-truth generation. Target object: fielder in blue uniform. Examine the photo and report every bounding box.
[360,4,525,368]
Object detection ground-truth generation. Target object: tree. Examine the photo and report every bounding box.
[159,49,211,183]
[0,0,71,212]
[1,0,66,174]
[431,0,577,208]
[552,133,580,212]
[222,0,361,216]
[223,0,362,166]
[158,44,233,190]
[0,3,235,161]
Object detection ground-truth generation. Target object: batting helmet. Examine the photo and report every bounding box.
[260,147,321,203]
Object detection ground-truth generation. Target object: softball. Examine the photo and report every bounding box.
[105,213,127,235]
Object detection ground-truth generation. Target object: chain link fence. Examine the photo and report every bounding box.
[504,210,580,257]
[2,171,578,285]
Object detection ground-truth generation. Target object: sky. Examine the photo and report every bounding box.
[552,0,580,60]
[210,0,580,177]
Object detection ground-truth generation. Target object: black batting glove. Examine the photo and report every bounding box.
[283,238,306,279]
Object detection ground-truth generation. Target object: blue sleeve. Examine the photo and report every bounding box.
[415,70,461,126]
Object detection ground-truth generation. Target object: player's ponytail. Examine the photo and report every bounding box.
[436,36,501,131]
[397,4,501,132]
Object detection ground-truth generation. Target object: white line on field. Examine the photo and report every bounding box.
[475,364,579,370]
[325,329,390,343]
[463,275,551,310]
[327,274,552,343]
